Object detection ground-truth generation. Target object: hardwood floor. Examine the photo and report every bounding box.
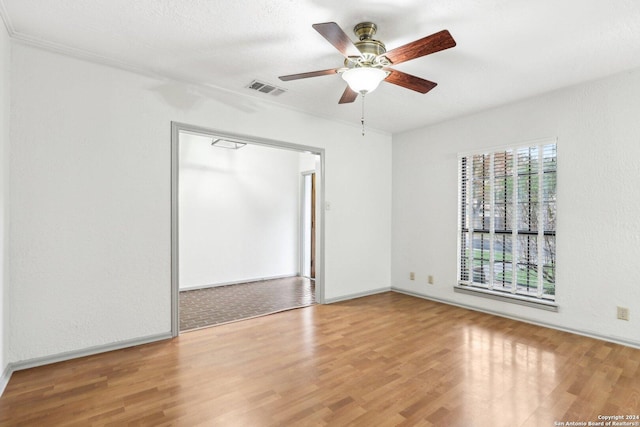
[1,292,639,426]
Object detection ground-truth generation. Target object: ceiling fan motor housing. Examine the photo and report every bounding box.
[354,22,378,41]
[349,22,388,67]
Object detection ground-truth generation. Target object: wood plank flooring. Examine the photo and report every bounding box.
[1,292,639,426]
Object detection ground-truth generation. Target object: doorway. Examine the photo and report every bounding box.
[170,122,325,336]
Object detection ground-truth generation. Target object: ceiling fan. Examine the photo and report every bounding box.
[279,21,457,104]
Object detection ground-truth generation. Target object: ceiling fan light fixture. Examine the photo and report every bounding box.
[341,67,387,94]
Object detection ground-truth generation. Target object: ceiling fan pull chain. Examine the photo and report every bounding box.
[361,93,366,136]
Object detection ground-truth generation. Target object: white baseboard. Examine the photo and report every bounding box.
[0,363,11,396]
[392,287,640,350]
[180,274,298,292]
[324,286,391,304]
[0,331,172,397]
[6,285,635,397]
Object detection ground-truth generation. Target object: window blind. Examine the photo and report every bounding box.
[458,141,556,301]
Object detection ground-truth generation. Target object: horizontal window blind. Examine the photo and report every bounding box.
[458,141,556,301]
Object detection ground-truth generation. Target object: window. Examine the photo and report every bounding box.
[457,140,557,306]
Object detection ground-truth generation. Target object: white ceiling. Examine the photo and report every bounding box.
[3,0,640,134]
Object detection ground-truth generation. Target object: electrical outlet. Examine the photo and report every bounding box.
[409,272,415,281]
[428,275,434,285]
[617,306,629,321]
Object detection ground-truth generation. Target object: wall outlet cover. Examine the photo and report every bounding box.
[617,306,630,321]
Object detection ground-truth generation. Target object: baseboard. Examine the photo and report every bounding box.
[324,286,391,304]
[6,286,635,397]
[180,274,298,292]
[9,332,173,374]
[392,287,640,350]
[0,363,11,396]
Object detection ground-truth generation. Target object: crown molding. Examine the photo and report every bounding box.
[0,0,241,93]
[11,30,166,79]
[0,0,14,36]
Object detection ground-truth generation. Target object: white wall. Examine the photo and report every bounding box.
[392,68,640,347]
[0,22,10,385]
[179,133,314,289]
[9,43,392,363]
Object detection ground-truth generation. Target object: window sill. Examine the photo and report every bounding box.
[454,285,558,312]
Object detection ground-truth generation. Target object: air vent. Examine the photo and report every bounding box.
[246,80,287,96]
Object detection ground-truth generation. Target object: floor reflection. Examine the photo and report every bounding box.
[458,323,560,425]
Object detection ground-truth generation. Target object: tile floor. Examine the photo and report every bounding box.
[179,276,315,332]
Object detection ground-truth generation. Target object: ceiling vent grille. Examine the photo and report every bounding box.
[246,80,287,96]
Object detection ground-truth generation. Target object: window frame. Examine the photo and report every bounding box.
[455,138,558,311]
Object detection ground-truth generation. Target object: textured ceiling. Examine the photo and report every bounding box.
[3,0,640,133]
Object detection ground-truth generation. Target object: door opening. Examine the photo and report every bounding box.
[171,122,325,337]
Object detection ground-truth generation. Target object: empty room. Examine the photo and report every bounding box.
[0,1,639,426]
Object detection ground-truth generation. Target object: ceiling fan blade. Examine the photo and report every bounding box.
[279,68,340,81]
[312,22,361,58]
[383,69,438,94]
[384,30,456,65]
[338,86,358,104]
